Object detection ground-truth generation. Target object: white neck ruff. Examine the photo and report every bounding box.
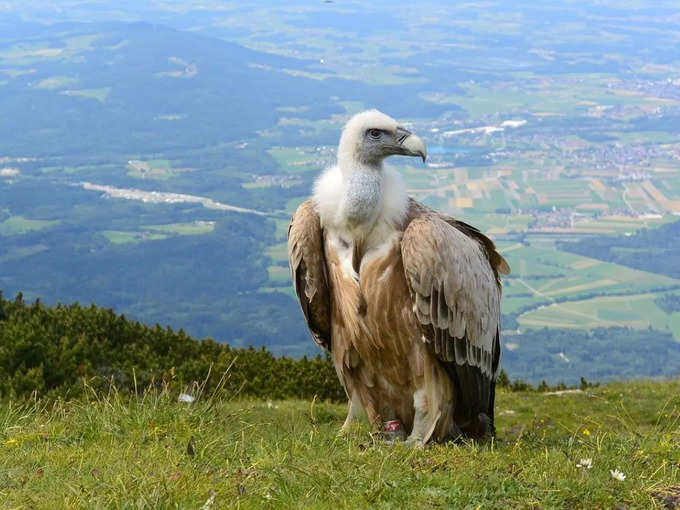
[312,164,409,241]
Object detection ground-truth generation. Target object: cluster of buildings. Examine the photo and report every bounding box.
[611,77,680,102]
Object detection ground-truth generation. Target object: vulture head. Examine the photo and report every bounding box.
[337,110,427,170]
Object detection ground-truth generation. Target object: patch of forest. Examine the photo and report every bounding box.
[656,293,680,314]
[0,190,313,351]
[501,326,680,384]
[559,219,680,279]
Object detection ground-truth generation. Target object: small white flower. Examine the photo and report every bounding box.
[610,469,626,481]
[576,458,593,469]
[178,393,195,403]
[264,493,273,500]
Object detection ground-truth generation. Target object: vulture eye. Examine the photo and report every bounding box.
[368,129,382,139]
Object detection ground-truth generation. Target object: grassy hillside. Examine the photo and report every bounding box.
[1,379,679,508]
[1,292,679,507]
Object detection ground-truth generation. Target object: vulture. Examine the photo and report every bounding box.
[288,110,510,444]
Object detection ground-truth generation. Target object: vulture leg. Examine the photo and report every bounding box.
[338,394,363,435]
[404,389,441,446]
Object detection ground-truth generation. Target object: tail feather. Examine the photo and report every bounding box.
[443,362,496,440]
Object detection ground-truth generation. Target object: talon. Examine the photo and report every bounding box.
[404,436,425,448]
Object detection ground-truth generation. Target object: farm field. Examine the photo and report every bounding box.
[0,216,60,236]
[519,292,680,340]
[1,380,679,508]
[498,241,680,314]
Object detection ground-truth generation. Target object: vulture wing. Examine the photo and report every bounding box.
[288,200,331,351]
[401,210,508,437]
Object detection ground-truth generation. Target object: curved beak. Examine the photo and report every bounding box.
[395,127,427,162]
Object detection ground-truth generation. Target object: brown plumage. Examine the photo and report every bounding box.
[288,110,509,444]
[288,200,331,352]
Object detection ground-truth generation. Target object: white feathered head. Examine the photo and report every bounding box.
[337,110,426,169]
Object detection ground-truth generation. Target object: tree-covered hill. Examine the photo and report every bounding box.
[0,292,344,402]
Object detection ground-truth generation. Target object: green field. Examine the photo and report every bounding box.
[0,216,60,236]
[1,379,679,508]
[127,159,177,180]
[102,223,217,245]
[102,230,168,245]
[267,265,290,284]
[144,222,216,236]
[61,87,111,103]
[0,245,48,263]
[2,0,680,360]
[285,197,306,215]
[266,242,288,265]
[519,292,680,340]
[423,75,680,118]
[500,242,680,315]
[267,147,327,175]
[33,75,78,90]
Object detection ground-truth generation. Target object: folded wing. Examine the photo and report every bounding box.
[287,200,331,351]
[401,210,507,436]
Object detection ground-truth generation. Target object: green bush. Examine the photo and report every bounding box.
[0,292,345,402]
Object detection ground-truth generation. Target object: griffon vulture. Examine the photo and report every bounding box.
[288,110,509,444]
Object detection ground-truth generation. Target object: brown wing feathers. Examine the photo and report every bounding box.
[401,204,507,436]
[287,200,331,351]
[448,219,510,282]
[401,213,501,376]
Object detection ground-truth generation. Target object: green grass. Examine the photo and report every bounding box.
[39,163,119,175]
[1,379,679,508]
[0,43,64,64]
[63,35,99,52]
[102,224,214,245]
[0,244,48,262]
[285,197,306,215]
[266,242,288,265]
[102,230,168,245]
[144,222,216,236]
[0,216,60,236]
[267,147,324,175]
[421,75,679,118]
[271,218,290,241]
